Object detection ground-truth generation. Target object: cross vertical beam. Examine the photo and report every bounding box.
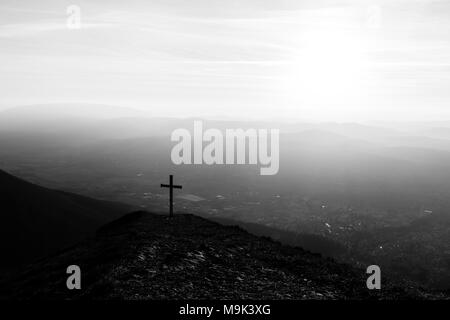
[160,175,182,217]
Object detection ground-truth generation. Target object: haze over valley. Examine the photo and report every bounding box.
[2,104,450,289]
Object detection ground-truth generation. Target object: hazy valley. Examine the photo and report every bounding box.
[2,104,450,290]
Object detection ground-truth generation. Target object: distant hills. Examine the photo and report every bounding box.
[0,169,132,270]
[0,103,145,123]
[2,106,450,292]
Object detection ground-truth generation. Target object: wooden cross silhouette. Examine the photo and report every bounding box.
[160,175,182,217]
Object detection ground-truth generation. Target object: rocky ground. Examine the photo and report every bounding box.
[0,211,445,300]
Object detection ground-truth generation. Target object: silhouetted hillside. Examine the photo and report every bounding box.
[0,169,132,269]
[1,211,443,300]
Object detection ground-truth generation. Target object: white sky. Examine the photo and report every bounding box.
[0,0,449,121]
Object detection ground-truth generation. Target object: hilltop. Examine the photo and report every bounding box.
[1,211,441,300]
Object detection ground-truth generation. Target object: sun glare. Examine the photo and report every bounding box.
[282,28,369,121]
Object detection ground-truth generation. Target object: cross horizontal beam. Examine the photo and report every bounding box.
[161,184,182,189]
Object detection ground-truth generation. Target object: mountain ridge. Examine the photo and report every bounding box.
[1,211,443,300]
[0,169,132,269]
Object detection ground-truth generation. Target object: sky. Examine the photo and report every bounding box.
[0,0,449,122]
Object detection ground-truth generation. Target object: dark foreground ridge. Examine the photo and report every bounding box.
[0,169,131,270]
[0,211,443,300]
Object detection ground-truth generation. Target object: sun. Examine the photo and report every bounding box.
[281,27,370,121]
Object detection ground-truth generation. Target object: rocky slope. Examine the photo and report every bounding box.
[1,211,442,300]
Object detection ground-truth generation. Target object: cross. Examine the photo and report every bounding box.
[160,175,182,217]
